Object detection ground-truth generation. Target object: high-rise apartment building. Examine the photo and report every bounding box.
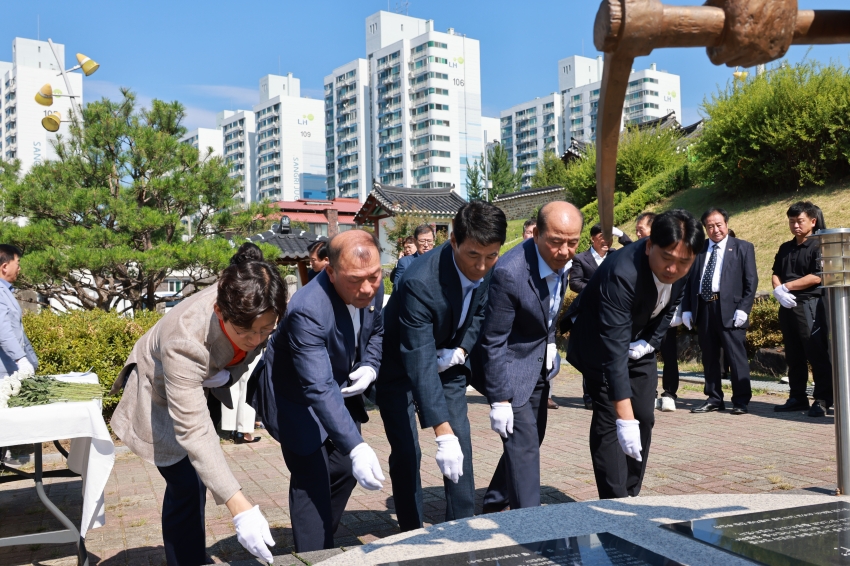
[557,55,681,142]
[324,11,483,201]
[252,74,325,202]
[499,93,565,188]
[324,59,372,201]
[0,38,83,174]
[179,127,223,159]
[220,110,256,205]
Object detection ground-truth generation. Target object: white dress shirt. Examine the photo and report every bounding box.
[346,304,361,348]
[452,251,483,329]
[699,235,728,294]
[535,244,564,328]
[590,246,606,266]
[651,273,673,319]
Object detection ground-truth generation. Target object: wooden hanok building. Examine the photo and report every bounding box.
[248,217,328,287]
[354,182,467,264]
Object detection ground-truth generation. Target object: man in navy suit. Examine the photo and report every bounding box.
[377,202,507,531]
[682,208,758,415]
[563,210,704,499]
[569,223,633,294]
[392,224,435,286]
[477,201,582,512]
[258,230,386,552]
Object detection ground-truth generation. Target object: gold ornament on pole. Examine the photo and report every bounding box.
[34,84,54,106]
[42,112,62,133]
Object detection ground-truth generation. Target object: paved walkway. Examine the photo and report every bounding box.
[0,367,837,565]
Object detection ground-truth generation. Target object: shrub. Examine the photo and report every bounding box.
[697,60,850,193]
[384,276,393,296]
[745,296,783,356]
[23,309,162,417]
[616,125,687,195]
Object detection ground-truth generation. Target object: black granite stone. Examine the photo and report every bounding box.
[663,501,850,565]
[379,533,683,565]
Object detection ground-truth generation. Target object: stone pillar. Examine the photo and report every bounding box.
[325,209,339,237]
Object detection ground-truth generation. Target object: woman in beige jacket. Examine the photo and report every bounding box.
[110,244,285,565]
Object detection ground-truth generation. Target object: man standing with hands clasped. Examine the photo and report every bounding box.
[563,210,703,499]
[377,202,507,531]
[477,201,581,512]
[0,245,38,379]
[682,208,757,415]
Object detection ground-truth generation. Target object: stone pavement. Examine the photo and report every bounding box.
[0,367,837,566]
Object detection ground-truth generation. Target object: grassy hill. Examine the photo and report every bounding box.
[501,180,850,291]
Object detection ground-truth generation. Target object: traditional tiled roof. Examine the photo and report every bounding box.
[355,181,466,223]
[561,137,589,163]
[493,185,565,202]
[247,228,327,261]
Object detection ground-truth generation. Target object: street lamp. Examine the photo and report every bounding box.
[33,39,99,131]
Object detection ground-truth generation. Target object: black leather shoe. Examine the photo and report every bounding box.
[731,405,748,415]
[691,402,725,413]
[808,400,827,418]
[774,398,810,412]
[234,433,261,444]
[584,398,593,410]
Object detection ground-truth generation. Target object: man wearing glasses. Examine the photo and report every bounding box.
[393,224,436,286]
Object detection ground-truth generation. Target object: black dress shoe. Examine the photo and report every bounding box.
[774,397,810,412]
[584,398,593,410]
[731,405,748,415]
[808,400,827,418]
[234,433,261,444]
[691,402,725,413]
[547,398,559,410]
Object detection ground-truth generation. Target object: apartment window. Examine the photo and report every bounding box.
[369,23,377,34]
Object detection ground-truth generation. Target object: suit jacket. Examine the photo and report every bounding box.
[377,243,489,428]
[0,283,37,378]
[562,238,686,401]
[474,238,566,408]
[569,234,633,294]
[681,236,758,328]
[110,284,259,505]
[256,269,383,457]
[393,251,421,286]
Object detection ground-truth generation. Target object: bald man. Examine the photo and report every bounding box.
[261,230,386,552]
[475,201,582,511]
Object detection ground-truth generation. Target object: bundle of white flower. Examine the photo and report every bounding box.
[0,368,35,409]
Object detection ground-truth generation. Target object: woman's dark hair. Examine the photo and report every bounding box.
[403,235,416,245]
[218,243,287,329]
[649,209,705,254]
[453,201,508,246]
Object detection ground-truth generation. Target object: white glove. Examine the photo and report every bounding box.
[733,309,748,328]
[681,311,693,330]
[15,357,35,377]
[349,442,385,490]
[435,434,464,484]
[232,505,275,564]
[616,419,643,461]
[612,226,624,238]
[436,348,466,373]
[670,313,683,327]
[773,284,798,309]
[628,340,655,360]
[489,402,514,438]
[340,365,377,398]
[204,368,230,388]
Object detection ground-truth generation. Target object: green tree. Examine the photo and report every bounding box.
[0,89,277,313]
[465,158,485,201]
[615,124,686,194]
[487,144,521,200]
[561,143,598,207]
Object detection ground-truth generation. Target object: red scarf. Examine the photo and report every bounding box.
[218,319,247,367]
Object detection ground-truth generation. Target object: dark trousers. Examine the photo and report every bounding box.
[779,298,833,404]
[659,327,679,397]
[157,456,208,566]
[281,433,358,552]
[585,356,656,499]
[378,374,475,532]
[697,298,752,407]
[483,374,549,511]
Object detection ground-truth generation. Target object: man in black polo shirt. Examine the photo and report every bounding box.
[772,201,833,417]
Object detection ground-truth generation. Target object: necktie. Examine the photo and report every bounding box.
[701,244,718,300]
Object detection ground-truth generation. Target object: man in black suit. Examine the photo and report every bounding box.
[569,223,633,294]
[478,201,582,512]
[682,208,758,415]
[392,224,436,286]
[563,210,704,499]
[377,202,507,531]
[255,230,386,552]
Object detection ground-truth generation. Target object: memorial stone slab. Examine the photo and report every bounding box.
[378,534,683,566]
[664,501,850,565]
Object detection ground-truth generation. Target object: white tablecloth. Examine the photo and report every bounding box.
[0,399,115,537]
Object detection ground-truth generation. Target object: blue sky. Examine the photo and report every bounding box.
[3,0,850,130]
